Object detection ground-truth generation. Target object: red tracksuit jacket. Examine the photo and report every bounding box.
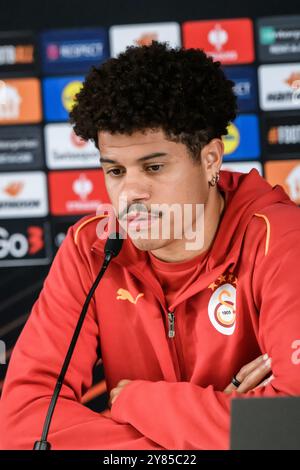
[1,168,300,450]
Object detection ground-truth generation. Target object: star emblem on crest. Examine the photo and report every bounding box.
[208,272,238,291]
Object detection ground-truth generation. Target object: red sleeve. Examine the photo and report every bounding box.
[0,225,163,450]
[110,230,300,450]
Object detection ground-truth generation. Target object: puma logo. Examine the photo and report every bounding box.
[116,288,144,304]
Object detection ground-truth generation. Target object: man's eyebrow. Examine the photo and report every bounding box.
[100,152,169,164]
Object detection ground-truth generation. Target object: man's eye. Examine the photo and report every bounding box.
[106,168,123,176]
[146,164,163,172]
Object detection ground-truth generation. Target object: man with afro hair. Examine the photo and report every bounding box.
[1,42,300,450]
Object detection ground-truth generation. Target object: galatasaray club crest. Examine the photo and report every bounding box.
[207,273,237,336]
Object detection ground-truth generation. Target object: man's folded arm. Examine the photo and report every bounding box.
[0,224,163,450]
[110,231,300,450]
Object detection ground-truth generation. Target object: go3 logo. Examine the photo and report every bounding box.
[0,225,44,259]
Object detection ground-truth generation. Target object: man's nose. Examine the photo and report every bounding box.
[119,174,151,207]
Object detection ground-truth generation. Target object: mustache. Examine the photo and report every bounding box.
[119,203,162,220]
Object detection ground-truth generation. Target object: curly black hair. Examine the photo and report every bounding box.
[69,41,237,161]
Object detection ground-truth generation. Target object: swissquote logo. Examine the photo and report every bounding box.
[208,272,237,335]
[44,123,99,169]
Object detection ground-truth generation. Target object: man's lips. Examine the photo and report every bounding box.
[125,213,145,223]
[123,212,160,227]
[124,212,156,221]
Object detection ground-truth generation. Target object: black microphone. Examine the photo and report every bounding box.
[33,232,123,450]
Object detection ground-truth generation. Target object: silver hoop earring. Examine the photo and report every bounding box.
[209,172,220,187]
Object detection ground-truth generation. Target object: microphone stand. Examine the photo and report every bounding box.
[33,233,123,450]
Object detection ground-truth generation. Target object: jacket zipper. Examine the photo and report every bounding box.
[167,311,175,338]
[167,309,183,380]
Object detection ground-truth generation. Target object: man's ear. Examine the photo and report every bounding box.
[201,138,224,181]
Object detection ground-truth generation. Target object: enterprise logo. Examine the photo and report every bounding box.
[0,171,48,218]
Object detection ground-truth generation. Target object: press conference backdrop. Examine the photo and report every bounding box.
[0,0,300,413]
